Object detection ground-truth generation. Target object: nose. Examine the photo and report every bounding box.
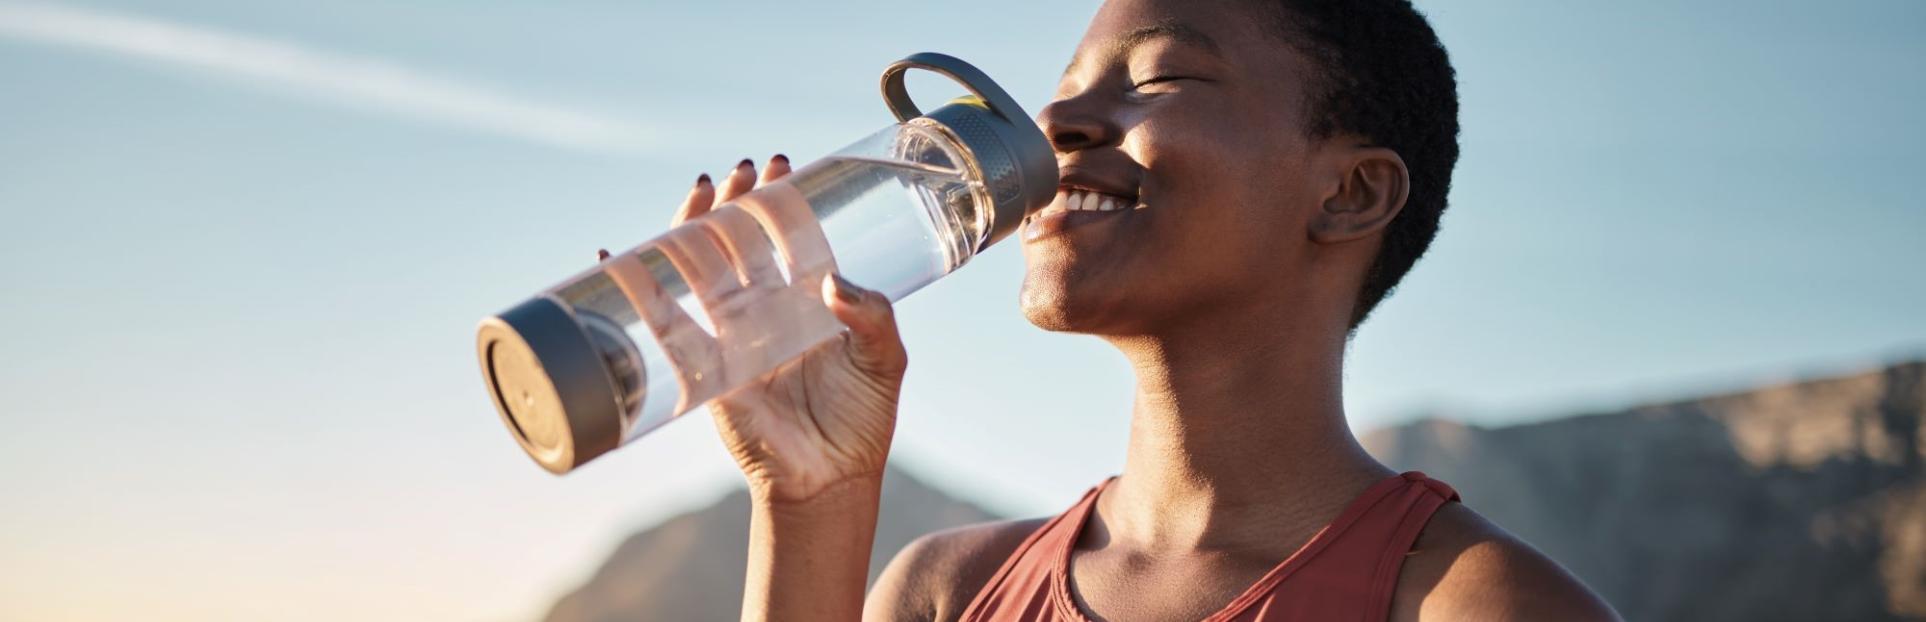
[1037,92,1121,154]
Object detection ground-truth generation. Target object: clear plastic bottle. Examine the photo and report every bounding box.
[476,53,1056,473]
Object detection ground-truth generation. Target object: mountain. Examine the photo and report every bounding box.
[545,360,1924,621]
[542,467,999,622]
[1364,360,1925,622]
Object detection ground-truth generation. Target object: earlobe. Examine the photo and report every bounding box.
[1310,147,1409,244]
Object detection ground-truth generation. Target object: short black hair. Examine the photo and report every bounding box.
[1254,0,1461,329]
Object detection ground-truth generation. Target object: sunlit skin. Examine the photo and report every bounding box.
[676,1,1621,620]
[996,4,1422,617]
[1019,9,1358,341]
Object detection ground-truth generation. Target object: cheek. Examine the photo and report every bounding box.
[1128,93,1289,213]
[1128,125,1317,294]
[1130,115,1289,244]
[1127,105,1236,180]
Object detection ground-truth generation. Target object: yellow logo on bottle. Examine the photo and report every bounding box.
[948,95,990,110]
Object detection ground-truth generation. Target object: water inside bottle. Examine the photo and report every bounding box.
[552,155,984,440]
[797,155,987,298]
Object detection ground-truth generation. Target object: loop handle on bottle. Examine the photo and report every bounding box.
[880,52,1028,124]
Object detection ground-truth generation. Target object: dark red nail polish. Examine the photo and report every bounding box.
[737,158,754,170]
[696,173,711,185]
[772,153,789,164]
[597,249,611,261]
[832,274,861,303]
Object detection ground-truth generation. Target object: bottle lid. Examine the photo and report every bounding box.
[476,295,623,474]
[881,53,1057,251]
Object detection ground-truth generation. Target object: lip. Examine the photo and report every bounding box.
[1057,166,1140,202]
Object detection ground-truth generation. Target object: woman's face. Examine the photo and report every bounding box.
[1020,0,1331,336]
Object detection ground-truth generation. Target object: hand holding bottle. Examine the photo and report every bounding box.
[647,156,909,504]
[653,157,911,621]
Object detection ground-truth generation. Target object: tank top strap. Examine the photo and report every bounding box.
[960,478,1111,621]
[1361,472,1459,620]
[1210,471,1460,621]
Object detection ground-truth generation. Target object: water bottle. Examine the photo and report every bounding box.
[476,53,1056,474]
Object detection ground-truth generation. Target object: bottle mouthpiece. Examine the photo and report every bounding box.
[880,53,1057,251]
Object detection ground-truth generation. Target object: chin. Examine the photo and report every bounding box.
[1018,266,1133,334]
[1019,280,1079,332]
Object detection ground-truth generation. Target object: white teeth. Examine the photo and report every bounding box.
[1061,190,1131,212]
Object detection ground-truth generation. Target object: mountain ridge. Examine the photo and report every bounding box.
[1363,360,1924,621]
[543,466,998,622]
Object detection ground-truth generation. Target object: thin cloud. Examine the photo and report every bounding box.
[0,2,654,154]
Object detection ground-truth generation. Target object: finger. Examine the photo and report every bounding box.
[671,173,715,226]
[822,273,907,378]
[715,158,756,207]
[756,154,791,187]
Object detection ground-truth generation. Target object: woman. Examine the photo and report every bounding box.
[663,0,1619,619]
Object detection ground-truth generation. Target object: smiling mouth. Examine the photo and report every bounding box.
[1024,187,1141,241]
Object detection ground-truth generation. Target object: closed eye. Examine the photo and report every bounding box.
[1130,76,1192,89]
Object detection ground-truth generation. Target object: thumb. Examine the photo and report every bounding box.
[822,273,907,379]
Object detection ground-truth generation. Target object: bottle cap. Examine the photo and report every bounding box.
[881,53,1057,251]
[476,295,623,474]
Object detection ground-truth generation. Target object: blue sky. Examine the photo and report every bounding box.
[1,1,1921,620]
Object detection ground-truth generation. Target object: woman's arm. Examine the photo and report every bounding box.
[659,156,910,622]
[743,477,883,621]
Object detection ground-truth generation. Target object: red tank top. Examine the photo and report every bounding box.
[960,472,1459,622]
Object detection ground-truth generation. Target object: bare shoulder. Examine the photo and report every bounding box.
[864,517,1050,622]
[1388,503,1623,622]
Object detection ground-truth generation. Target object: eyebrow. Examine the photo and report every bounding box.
[1063,21,1223,77]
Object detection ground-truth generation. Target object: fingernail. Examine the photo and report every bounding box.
[696,173,710,186]
[736,158,754,172]
[831,273,861,304]
[597,248,611,261]
[772,153,789,165]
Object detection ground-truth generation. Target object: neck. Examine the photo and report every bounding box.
[1097,305,1390,551]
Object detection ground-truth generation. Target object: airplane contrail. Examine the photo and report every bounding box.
[0,2,655,154]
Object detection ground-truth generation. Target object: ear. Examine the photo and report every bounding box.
[1310,146,1409,245]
